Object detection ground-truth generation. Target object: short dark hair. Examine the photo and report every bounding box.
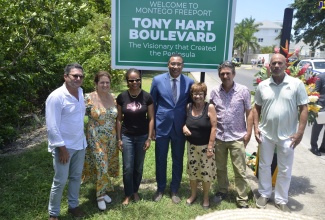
[64,63,83,75]
[168,53,184,63]
[125,68,141,81]
[94,71,111,84]
[218,61,235,75]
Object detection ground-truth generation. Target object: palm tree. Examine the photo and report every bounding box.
[233,17,261,64]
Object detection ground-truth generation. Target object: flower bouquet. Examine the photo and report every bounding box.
[253,42,321,125]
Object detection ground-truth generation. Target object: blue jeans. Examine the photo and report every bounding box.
[48,147,85,217]
[122,134,148,197]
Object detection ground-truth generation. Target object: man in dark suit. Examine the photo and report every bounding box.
[310,73,325,156]
[150,54,194,204]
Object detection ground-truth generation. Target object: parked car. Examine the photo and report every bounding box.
[297,59,325,75]
[231,57,241,67]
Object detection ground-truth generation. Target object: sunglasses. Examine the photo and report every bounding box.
[68,74,84,79]
[128,79,141,83]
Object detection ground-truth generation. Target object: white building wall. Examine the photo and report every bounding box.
[255,29,281,47]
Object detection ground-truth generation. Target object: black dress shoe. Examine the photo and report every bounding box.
[319,147,325,153]
[310,148,321,156]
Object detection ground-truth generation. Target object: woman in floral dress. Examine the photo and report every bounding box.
[82,71,119,211]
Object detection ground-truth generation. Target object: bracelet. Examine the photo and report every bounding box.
[207,149,213,152]
[118,140,122,142]
[147,138,152,141]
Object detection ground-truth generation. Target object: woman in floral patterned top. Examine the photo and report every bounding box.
[82,71,119,211]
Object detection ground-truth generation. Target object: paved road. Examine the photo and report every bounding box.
[191,66,325,219]
[192,66,323,151]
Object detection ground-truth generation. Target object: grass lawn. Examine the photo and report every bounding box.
[0,71,254,220]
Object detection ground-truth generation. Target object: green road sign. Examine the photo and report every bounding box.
[112,0,236,71]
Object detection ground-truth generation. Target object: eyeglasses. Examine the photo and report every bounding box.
[170,62,183,67]
[68,74,84,79]
[128,79,141,83]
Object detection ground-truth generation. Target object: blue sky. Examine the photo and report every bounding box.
[235,0,295,23]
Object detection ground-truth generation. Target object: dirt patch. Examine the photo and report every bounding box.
[0,125,47,156]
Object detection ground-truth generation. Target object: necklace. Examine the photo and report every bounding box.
[128,89,141,98]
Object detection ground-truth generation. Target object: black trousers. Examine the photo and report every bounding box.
[311,120,325,150]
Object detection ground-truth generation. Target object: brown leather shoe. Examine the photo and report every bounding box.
[152,191,163,202]
[171,193,181,204]
[49,215,58,220]
[68,207,85,218]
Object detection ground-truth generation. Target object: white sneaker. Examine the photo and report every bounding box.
[97,197,106,210]
[104,194,112,204]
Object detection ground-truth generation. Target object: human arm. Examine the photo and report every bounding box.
[253,105,262,144]
[116,104,123,151]
[207,104,217,158]
[244,108,253,147]
[290,104,308,148]
[150,78,158,140]
[46,94,69,163]
[183,104,192,136]
[144,103,154,151]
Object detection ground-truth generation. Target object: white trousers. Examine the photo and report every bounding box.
[258,135,294,204]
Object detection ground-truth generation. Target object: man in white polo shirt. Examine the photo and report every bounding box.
[253,54,308,213]
[46,63,87,220]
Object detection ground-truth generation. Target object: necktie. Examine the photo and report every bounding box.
[172,78,177,103]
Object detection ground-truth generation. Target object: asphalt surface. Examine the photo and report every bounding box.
[191,68,325,220]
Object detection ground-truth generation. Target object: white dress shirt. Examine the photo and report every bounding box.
[46,83,87,152]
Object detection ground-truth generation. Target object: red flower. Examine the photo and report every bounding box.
[285,69,291,75]
[256,78,263,84]
[306,76,319,85]
[309,91,320,97]
[298,63,310,76]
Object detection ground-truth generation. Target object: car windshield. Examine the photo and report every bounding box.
[314,61,325,69]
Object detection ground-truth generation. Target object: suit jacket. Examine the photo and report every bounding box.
[150,72,194,136]
[316,73,325,111]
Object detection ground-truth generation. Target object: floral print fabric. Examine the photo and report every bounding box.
[82,93,119,197]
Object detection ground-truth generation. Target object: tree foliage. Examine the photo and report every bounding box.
[291,0,325,50]
[260,46,276,54]
[0,0,123,148]
[233,17,261,63]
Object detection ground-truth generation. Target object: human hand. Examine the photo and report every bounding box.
[206,148,214,158]
[144,139,151,151]
[289,133,303,149]
[118,140,123,151]
[58,146,69,164]
[183,127,192,137]
[254,129,262,144]
[243,134,251,148]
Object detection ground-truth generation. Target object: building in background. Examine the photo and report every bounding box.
[241,20,325,63]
